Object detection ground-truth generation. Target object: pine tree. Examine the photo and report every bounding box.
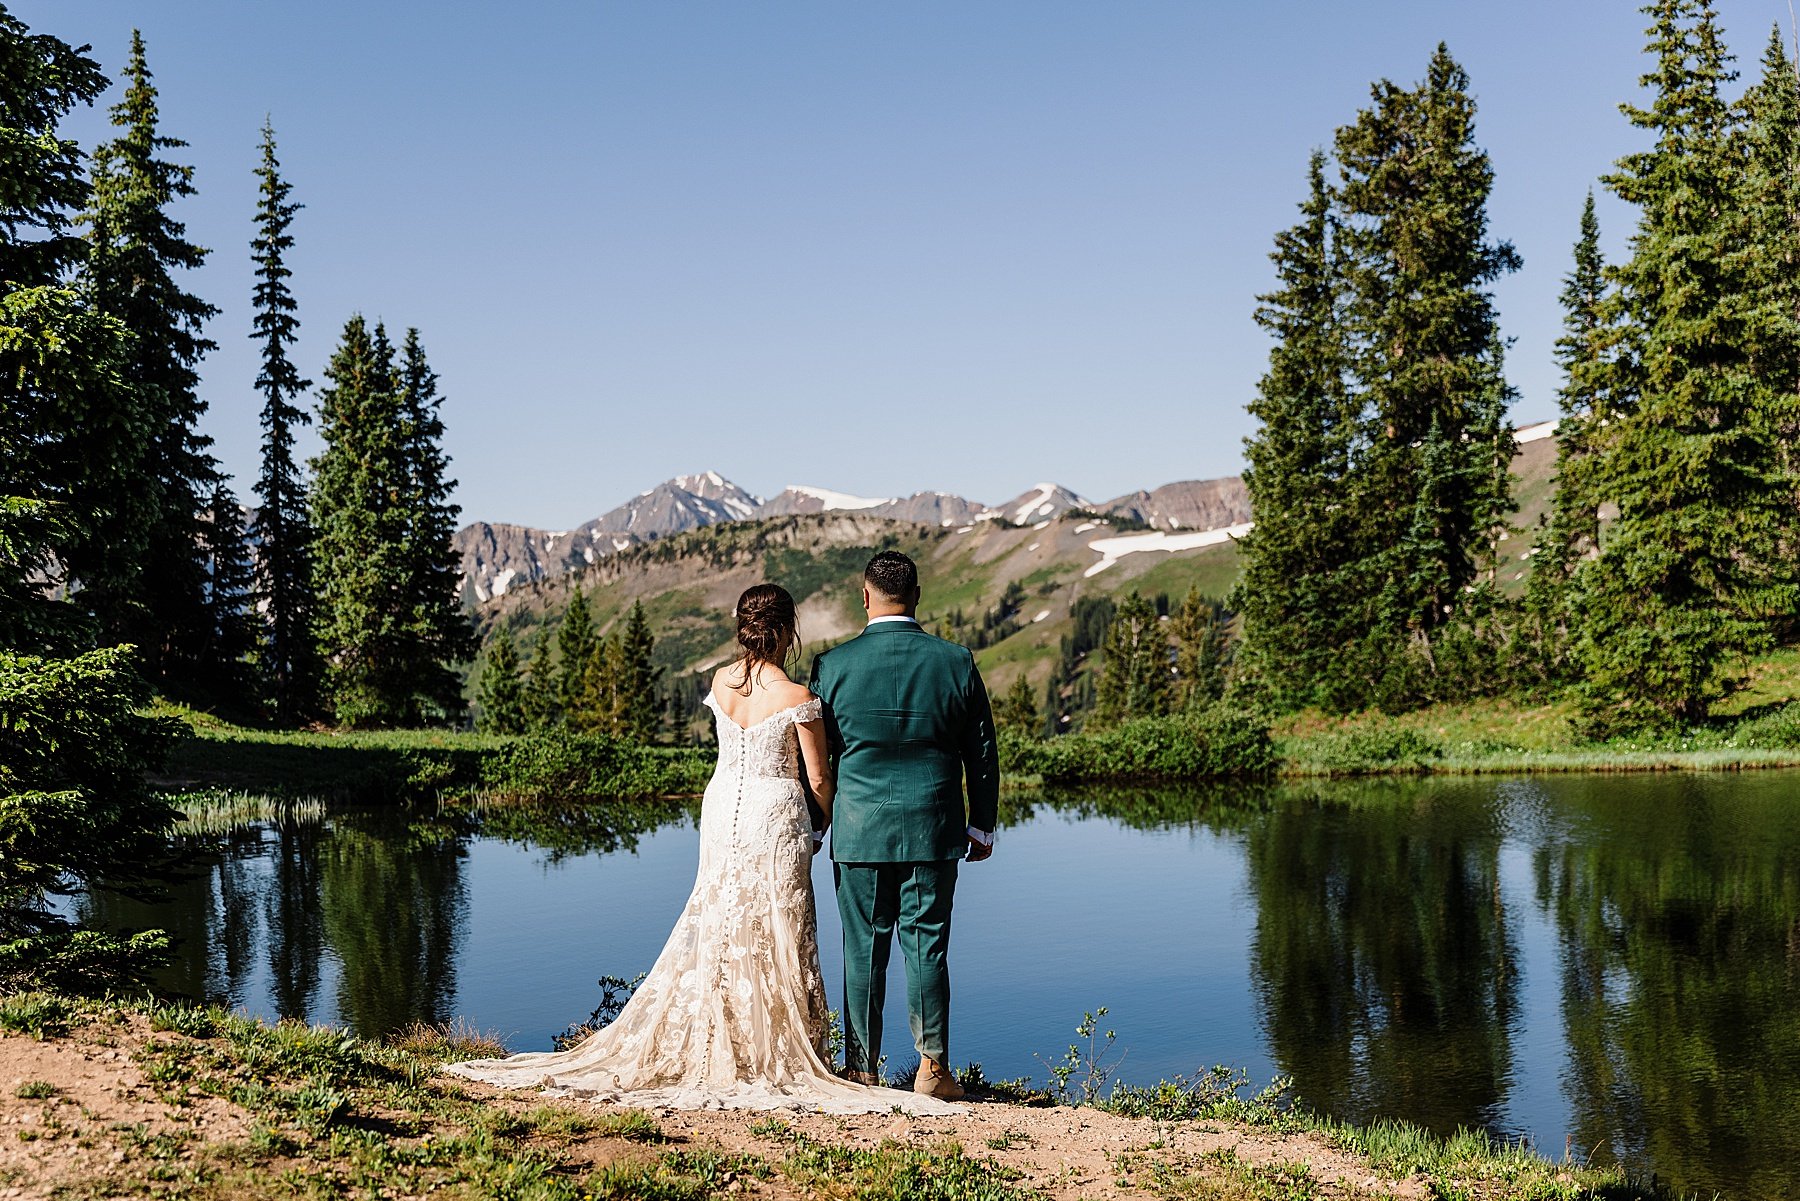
[1576,0,1799,730]
[1169,588,1230,709]
[522,632,558,730]
[1093,592,1170,726]
[247,119,317,721]
[1232,152,1354,711]
[616,600,662,742]
[84,31,246,705]
[995,675,1041,735]
[1741,26,1800,588]
[1523,195,1613,681]
[1,12,129,653]
[1331,44,1521,708]
[575,633,629,736]
[556,588,596,720]
[475,624,528,734]
[309,317,408,725]
[394,329,473,716]
[195,482,257,701]
[0,9,180,994]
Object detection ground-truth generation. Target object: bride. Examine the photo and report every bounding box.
[444,584,963,1113]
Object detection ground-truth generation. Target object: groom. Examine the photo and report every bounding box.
[809,550,1000,1101]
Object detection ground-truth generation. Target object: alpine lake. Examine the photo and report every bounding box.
[77,771,1800,1200]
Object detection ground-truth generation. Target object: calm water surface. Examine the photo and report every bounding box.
[80,773,1800,1199]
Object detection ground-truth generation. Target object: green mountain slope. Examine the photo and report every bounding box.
[477,429,1556,705]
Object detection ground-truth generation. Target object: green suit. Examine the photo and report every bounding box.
[809,619,999,1073]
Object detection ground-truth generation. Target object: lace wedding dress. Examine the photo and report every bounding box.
[443,694,963,1114]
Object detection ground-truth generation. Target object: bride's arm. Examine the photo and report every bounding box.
[796,716,834,822]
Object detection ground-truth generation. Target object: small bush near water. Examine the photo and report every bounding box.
[478,730,710,800]
[1279,725,1445,776]
[1002,706,1277,782]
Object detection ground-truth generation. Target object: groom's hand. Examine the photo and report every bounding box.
[966,832,993,863]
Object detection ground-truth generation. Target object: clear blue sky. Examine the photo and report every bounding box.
[18,1,1799,528]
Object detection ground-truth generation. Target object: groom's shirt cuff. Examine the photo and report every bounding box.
[967,826,992,848]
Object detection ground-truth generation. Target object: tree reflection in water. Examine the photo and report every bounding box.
[1241,778,1518,1136]
[1531,773,1800,1198]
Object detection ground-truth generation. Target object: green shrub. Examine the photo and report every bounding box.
[1006,707,1276,782]
[1734,703,1800,749]
[0,646,180,993]
[1284,725,1443,776]
[479,730,709,800]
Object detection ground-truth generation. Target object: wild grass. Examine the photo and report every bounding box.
[1,991,1654,1201]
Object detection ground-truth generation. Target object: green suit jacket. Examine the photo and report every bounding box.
[810,620,1000,863]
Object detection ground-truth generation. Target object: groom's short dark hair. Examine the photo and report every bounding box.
[864,551,918,601]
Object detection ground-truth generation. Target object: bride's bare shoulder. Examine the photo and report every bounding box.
[769,678,815,709]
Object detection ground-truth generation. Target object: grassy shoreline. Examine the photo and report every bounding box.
[152,649,1800,809]
[0,991,1651,1200]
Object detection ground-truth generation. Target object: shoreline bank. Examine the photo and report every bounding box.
[0,993,1647,1200]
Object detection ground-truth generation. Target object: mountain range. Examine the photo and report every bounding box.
[455,473,1253,604]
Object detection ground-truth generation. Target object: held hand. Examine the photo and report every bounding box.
[966,834,993,863]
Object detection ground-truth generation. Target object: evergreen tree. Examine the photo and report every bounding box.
[1,18,146,651]
[1741,26,1800,579]
[522,631,558,730]
[247,119,317,721]
[475,623,528,735]
[1523,195,1614,682]
[0,8,178,995]
[616,600,662,742]
[1169,588,1230,709]
[84,31,246,705]
[395,329,473,714]
[556,588,596,719]
[995,675,1041,735]
[1092,592,1170,726]
[1232,156,1353,710]
[576,633,629,736]
[195,482,257,701]
[309,319,471,727]
[1331,44,1521,708]
[309,318,407,725]
[1576,1,1799,730]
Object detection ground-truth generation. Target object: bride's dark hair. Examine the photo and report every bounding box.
[729,583,799,694]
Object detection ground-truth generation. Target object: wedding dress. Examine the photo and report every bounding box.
[443,694,963,1114]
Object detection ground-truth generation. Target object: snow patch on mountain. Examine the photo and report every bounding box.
[1084,522,1254,578]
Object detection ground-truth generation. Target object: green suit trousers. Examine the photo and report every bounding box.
[833,859,958,1074]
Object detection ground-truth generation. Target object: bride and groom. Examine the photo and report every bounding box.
[445,551,1001,1113]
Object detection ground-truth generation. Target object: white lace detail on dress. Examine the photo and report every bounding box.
[444,694,958,1114]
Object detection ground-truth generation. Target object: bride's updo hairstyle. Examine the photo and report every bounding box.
[729,583,799,693]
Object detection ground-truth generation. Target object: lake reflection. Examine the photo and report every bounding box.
[80,774,1800,1199]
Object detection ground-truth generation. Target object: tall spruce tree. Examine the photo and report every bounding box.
[1741,26,1800,589]
[1331,44,1520,709]
[1576,0,1799,729]
[1232,152,1354,711]
[247,119,317,721]
[309,318,407,725]
[522,632,558,730]
[1169,588,1230,709]
[84,31,248,705]
[556,588,596,720]
[1523,195,1613,682]
[395,329,473,715]
[0,8,179,995]
[475,623,528,735]
[2,11,130,652]
[1092,592,1170,726]
[616,600,662,742]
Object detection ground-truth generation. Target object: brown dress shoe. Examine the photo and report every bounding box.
[845,1069,879,1086]
[913,1057,965,1101]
